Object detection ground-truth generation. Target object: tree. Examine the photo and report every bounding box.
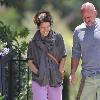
[0,21,31,100]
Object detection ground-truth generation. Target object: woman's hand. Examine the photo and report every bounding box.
[59,67,65,80]
[27,60,38,74]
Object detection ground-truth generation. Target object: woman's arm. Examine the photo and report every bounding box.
[27,60,38,74]
[59,57,66,79]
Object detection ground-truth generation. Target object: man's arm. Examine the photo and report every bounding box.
[69,29,81,85]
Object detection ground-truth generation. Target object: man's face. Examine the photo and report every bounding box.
[82,9,96,26]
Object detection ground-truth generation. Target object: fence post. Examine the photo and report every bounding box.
[0,64,3,95]
[8,60,13,100]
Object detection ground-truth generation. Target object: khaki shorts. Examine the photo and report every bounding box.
[76,75,100,100]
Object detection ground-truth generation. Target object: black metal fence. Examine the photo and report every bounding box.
[0,53,32,100]
[0,53,69,100]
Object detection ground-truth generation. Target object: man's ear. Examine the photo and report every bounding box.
[94,10,97,16]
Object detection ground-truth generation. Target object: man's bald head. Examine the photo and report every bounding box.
[80,2,97,26]
[81,2,96,13]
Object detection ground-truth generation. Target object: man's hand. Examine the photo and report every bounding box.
[69,73,76,86]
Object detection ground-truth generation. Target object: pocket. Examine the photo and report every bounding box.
[33,72,39,77]
[57,68,62,80]
[56,65,62,79]
[32,67,39,77]
[55,65,62,83]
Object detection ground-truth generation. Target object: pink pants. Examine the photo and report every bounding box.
[32,81,62,100]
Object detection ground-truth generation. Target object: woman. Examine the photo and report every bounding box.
[27,10,67,100]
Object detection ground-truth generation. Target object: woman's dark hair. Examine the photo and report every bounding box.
[33,10,53,26]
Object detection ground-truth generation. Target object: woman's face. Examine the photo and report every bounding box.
[39,22,51,37]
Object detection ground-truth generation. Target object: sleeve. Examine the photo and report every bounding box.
[72,30,81,60]
[58,34,67,58]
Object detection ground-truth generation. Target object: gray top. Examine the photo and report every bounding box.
[72,18,100,77]
[27,30,67,87]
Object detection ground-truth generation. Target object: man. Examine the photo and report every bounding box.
[69,2,100,100]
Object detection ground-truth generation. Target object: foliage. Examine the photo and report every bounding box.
[1,0,99,99]
[0,21,29,56]
[0,0,26,17]
[11,60,32,100]
[0,20,32,100]
[0,96,2,100]
[1,0,100,30]
[0,92,5,100]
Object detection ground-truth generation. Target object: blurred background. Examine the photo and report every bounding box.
[0,0,100,100]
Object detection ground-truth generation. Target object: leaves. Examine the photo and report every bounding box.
[0,21,29,55]
[18,27,29,38]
